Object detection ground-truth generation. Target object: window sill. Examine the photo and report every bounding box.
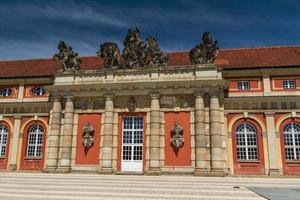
[0,156,5,159]
[237,160,260,163]
[24,157,42,160]
[286,160,300,164]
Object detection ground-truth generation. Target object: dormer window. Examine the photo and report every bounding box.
[283,80,296,89]
[0,88,12,97]
[237,81,249,90]
[32,87,46,96]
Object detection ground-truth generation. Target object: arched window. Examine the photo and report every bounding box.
[0,124,8,157]
[32,87,46,96]
[283,122,300,160]
[236,122,258,160]
[26,124,44,157]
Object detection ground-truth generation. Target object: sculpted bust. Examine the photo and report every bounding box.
[82,122,94,148]
[170,122,184,149]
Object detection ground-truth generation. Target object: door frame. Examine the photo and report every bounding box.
[117,113,146,172]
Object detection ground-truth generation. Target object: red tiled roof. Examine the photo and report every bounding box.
[0,45,300,78]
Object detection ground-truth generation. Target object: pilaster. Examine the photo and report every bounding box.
[8,116,21,171]
[265,111,282,175]
[194,92,210,176]
[209,93,228,176]
[147,93,161,175]
[58,96,74,173]
[99,94,114,174]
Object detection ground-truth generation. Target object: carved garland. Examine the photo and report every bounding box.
[170,122,184,149]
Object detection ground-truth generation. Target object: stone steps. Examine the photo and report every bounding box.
[1,172,299,200]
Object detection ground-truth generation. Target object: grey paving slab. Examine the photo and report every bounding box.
[249,188,300,200]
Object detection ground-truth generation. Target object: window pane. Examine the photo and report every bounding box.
[237,81,249,90]
[26,124,44,157]
[0,124,8,156]
[236,122,258,160]
[284,122,300,160]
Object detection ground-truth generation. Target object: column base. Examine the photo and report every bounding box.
[98,168,114,174]
[42,166,58,173]
[194,168,210,176]
[8,164,17,171]
[269,169,281,176]
[55,167,71,173]
[146,168,161,175]
[210,168,228,177]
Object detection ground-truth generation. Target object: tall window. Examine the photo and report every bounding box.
[283,80,296,89]
[0,124,8,157]
[26,124,44,158]
[236,122,258,160]
[283,122,300,160]
[237,81,250,90]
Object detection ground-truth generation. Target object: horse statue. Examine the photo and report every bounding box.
[53,41,81,71]
[146,36,168,66]
[97,42,122,69]
[189,32,219,65]
[122,28,147,68]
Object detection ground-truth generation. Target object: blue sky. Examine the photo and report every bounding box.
[1,0,300,60]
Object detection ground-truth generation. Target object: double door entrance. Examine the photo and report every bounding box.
[121,116,144,172]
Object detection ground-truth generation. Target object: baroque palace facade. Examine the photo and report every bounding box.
[0,29,300,176]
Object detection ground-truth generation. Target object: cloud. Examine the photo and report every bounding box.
[0,0,300,60]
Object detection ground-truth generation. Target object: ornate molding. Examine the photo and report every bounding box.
[127,96,137,112]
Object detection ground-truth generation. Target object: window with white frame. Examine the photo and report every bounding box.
[26,124,44,158]
[283,122,300,160]
[237,81,250,90]
[236,122,258,160]
[283,80,296,89]
[0,124,8,157]
[32,87,46,96]
[0,88,12,97]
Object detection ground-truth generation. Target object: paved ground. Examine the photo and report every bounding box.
[0,173,299,200]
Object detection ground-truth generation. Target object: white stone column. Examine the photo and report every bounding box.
[265,112,281,175]
[58,96,74,172]
[210,93,227,176]
[8,116,21,171]
[148,93,161,174]
[99,94,114,173]
[45,97,62,172]
[194,92,210,175]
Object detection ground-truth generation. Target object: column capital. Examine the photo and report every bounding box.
[209,91,219,98]
[104,94,114,100]
[52,95,62,102]
[264,111,275,116]
[64,95,74,101]
[150,93,160,99]
[194,91,206,98]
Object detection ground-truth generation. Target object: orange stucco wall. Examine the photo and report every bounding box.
[271,77,300,91]
[164,112,191,166]
[75,114,101,165]
[228,78,263,93]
